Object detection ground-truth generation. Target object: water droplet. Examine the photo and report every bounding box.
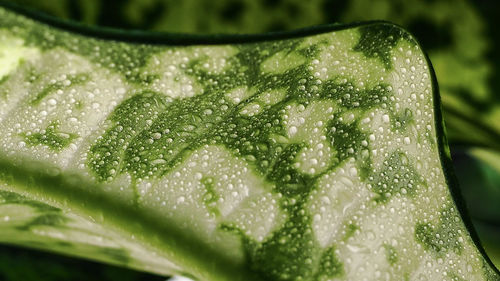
[349,167,358,176]
[321,196,331,204]
[467,263,473,272]
[116,87,126,94]
[346,244,369,253]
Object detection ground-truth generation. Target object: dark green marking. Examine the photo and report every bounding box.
[267,143,314,197]
[415,204,463,256]
[0,75,9,98]
[121,92,230,179]
[313,245,344,280]
[248,211,318,281]
[370,151,425,202]
[30,73,89,105]
[353,24,413,69]
[343,223,359,241]
[88,90,170,182]
[201,177,220,217]
[21,121,77,151]
[384,244,398,265]
[0,75,9,85]
[326,118,371,179]
[320,80,393,111]
[392,108,415,132]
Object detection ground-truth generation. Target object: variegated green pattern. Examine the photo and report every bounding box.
[0,6,498,281]
[12,0,499,153]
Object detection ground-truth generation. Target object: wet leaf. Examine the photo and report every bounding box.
[0,4,498,281]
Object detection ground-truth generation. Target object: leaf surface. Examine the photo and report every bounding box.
[0,5,498,281]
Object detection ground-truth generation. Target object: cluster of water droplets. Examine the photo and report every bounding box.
[0,8,497,280]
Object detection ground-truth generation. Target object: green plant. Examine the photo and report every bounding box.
[6,0,499,152]
[0,3,498,281]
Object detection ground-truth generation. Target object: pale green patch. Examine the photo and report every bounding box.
[386,40,434,128]
[240,102,262,116]
[261,50,306,74]
[139,145,285,246]
[225,86,256,104]
[310,29,388,89]
[258,88,287,106]
[308,160,373,247]
[0,30,39,80]
[357,39,436,176]
[145,46,236,99]
[0,204,39,226]
[284,101,336,175]
[339,196,417,279]
[240,89,287,116]
[194,46,238,74]
[145,49,203,99]
[0,49,129,168]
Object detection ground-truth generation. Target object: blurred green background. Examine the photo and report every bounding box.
[0,0,499,279]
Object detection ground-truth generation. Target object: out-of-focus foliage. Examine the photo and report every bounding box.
[452,147,500,269]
